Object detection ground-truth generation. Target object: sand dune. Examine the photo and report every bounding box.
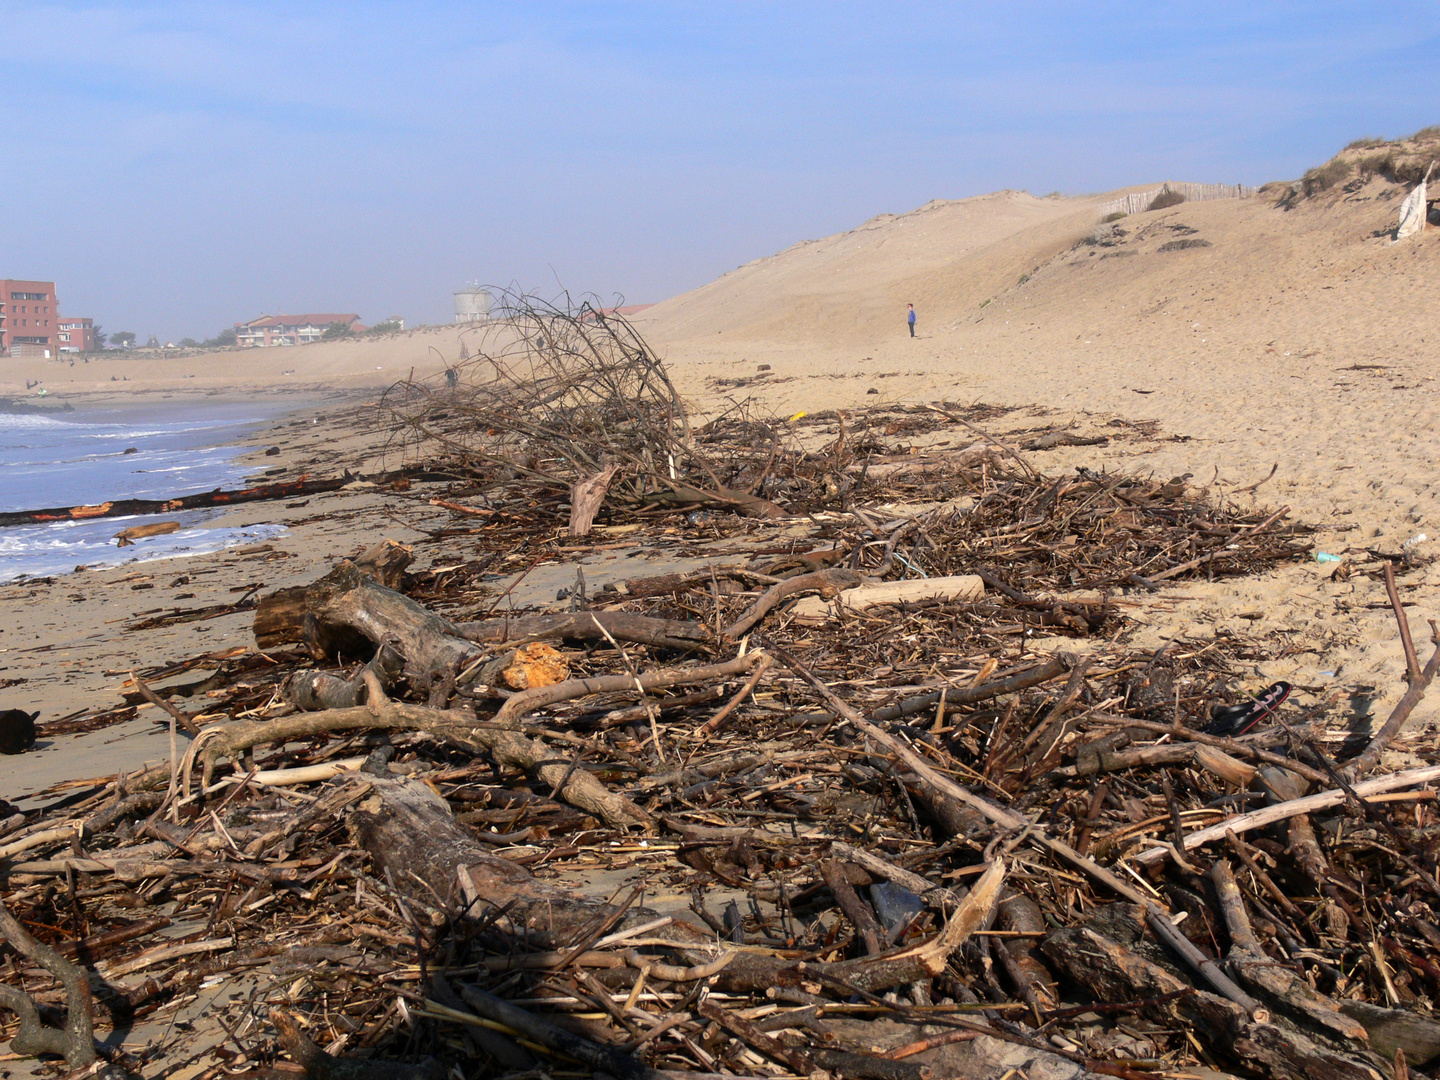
[640,174,1439,539]
[635,167,1440,718]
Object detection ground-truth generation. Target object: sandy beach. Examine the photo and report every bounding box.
[2,150,1440,1075]
[6,168,1437,803]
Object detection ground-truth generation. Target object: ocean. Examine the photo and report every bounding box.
[0,401,300,582]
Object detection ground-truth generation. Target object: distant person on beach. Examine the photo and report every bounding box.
[907,304,917,338]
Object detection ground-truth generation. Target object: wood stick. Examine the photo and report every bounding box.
[772,645,1158,909]
[721,567,863,641]
[1147,505,1289,582]
[1145,906,1269,1022]
[1224,829,1308,927]
[696,655,772,737]
[821,858,885,955]
[1210,859,1262,955]
[1135,761,1440,864]
[1385,561,1422,685]
[869,656,1071,722]
[131,671,202,736]
[493,653,765,726]
[1343,630,1440,780]
[0,900,98,1067]
[1101,716,1330,785]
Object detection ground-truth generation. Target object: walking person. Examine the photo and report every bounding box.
[907,304,917,338]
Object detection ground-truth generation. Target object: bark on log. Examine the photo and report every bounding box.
[1337,1002,1440,1069]
[253,586,308,649]
[353,539,414,590]
[283,640,407,710]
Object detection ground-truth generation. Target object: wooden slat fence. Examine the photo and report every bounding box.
[1099,182,1256,218]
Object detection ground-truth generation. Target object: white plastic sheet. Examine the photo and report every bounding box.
[1396,162,1435,241]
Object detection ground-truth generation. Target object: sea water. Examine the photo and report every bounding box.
[0,402,299,582]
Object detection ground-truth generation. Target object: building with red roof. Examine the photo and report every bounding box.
[235,313,364,348]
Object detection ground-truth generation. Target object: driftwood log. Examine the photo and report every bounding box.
[1042,924,1387,1080]
[453,611,710,652]
[192,699,654,830]
[348,773,1007,996]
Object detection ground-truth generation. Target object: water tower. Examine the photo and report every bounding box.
[453,286,492,324]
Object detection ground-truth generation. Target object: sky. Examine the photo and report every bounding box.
[4,2,1439,340]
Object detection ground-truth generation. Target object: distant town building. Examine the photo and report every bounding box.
[0,279,58,357]
[57,317,97,352]
[235,313,364,347]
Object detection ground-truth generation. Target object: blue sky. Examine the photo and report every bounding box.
[4,2,1438,339]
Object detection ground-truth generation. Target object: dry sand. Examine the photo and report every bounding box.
[4,172,1440,811]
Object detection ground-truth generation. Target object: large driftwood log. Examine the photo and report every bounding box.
[1041,926,1385,1080]
[305,561,481,683]
[453,611,710,652]
[254,542,415,649]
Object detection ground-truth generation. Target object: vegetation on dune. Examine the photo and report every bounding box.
[1280,125,1440,204]
[1147,187,1186,210]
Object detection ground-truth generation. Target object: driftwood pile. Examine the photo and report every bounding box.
[4,307,1440,1080]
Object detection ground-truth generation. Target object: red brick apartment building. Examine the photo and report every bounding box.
[235,313,363,347]
[58,317,97,352]
[0,279,58,356]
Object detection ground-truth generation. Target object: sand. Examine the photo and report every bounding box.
[3,172,1439,811]
[634,179,1440,732]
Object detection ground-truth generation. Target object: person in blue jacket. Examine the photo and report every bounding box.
[907,304,917,337]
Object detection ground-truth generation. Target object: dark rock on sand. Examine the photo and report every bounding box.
[0,709,38,754]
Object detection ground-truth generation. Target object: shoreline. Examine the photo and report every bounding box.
[0,393,401,806]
